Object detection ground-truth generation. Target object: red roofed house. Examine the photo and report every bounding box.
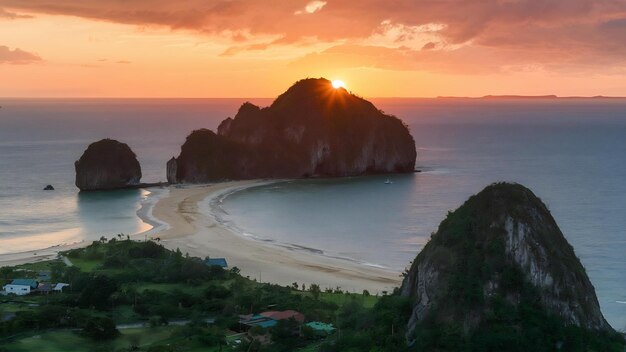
[259,310,305,324]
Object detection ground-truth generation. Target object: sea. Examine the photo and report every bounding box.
[0,97,624,329]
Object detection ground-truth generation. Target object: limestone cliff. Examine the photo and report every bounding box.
[168,78,416,182]
[400,183,613,340]
[75,139,142,191]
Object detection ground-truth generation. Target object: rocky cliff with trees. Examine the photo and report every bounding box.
[399,182,622,350]
[167,78,416,183]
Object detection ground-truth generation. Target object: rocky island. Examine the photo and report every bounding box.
[400,182,621,349]
[167,78,416,183]
[75,139,142,191]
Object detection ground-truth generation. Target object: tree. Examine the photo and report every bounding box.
[82,316,119,340]
[199,327,227,350]
[78,275,118,310]
[309,284,321,300]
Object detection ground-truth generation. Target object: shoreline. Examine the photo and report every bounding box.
[206,185,395,271]
[0,241,88,267]
[0,187,167,267]
[148,180,402,293]
[0,180,403,293]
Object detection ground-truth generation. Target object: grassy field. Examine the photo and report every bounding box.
[1,326,225,352]
[68,257,101,272]
[1,241,361,352]
[12,260,60,273]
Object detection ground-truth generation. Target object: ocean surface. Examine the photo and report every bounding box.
[0,97,625,329]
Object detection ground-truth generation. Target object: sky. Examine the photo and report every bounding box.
[1,0,626,98]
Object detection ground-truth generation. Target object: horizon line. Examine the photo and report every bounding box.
[2,95,626,100]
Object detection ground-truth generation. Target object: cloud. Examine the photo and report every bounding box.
[422,42,436,50]
[0,7,33,19]
[295,1,326,15]
[1,0,626,71]
[0,46,42,64]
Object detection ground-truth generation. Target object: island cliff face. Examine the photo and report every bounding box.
[75,139,142,191]
[168,78,416,183]
[400,183,613,340]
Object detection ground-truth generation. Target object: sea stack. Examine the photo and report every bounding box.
[401,183,615,344]
[168,78,416,182]
[75,139,142,191]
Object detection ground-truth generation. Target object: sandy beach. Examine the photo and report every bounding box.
[0,180,402,293]
[0,241,88,267]
[150,181,402,294]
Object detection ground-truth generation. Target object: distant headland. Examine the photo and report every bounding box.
[435,95,626,100]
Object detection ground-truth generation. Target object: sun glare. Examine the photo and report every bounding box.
[332,80,346,89]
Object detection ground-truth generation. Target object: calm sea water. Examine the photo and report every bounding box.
[0,98,625,329]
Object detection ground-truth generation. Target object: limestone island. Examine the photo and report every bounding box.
[167,78,417,183]
[400,182,620,348]
[75,139,142,191]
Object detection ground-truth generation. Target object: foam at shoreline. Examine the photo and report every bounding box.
[135,187,170,238]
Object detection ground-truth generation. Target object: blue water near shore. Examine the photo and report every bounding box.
[0,98,625,329]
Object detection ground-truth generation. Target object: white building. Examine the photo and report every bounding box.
[53,283,70,292]
[2,279,38,296]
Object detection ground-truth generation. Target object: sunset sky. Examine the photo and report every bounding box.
[2,0,626,97]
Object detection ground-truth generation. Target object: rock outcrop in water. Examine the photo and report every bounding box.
[75,139,142,191]
[400,183,615,343]
[168,78,416,183]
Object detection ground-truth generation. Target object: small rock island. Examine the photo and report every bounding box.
[400,182,618,347]
[75,139,142,191]
[168,78,417,183]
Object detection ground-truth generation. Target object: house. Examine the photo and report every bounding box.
[53,283,70,292]
[305,322,336,335]
[2,279,39,296]
[239,310,305,331]
[259,310,305,324]
[205,258,228,268]
[36,283,53,294]
[239,314,279,329]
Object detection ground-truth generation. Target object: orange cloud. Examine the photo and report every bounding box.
[0,7,32,19]
[2,0,625,68]
[0,45,41,64]
[2,0,626,97]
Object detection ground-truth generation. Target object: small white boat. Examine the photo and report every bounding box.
[384,179,393,184]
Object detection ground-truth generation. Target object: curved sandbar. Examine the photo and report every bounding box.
[150,181,402,294]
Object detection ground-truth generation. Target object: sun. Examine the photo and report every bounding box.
[332,79,346,89]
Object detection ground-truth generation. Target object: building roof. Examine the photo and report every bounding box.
[306,322,336,333]
[9,279,38,289]
[240,310,305,329]
[260,310,305,323]
[37,283,53,292]
[252,319,278,328]
[240,314,278,328]
[205,258,228,268]
[53,283,70,291]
